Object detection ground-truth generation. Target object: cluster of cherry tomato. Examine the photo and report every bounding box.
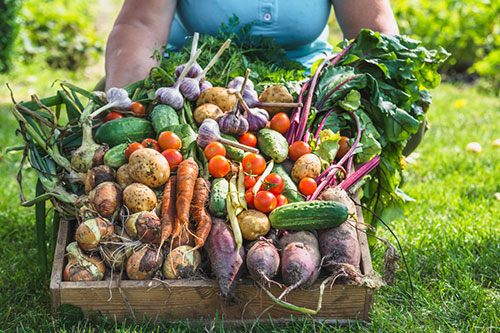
[125,131,184,171]
[104,102,147,122]
[204,142,231,178]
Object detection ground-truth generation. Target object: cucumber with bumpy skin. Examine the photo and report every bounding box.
[271,163,304,203]
[257,128,288,163]
[269,201,349,230]
[151,104,179,134]
[95,117,155,147]
[209,178,229,217]
[220,133,244,162]
[103,143,128,168]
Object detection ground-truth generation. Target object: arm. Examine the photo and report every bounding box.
[105,0,177,90]
[331,0,399,40]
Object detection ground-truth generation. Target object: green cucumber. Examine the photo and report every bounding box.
[150,104,180,134]
[257,128,289,163]
[220,133,244,162]
[271,163,304,203]
[269,201,349,230]
[209,178,229,217]
[103,143,128,168]
[95,117,155,147]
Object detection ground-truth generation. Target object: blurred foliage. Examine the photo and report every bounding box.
[17,0,104,71]
[391,0,499,92]
[0,0,23,73]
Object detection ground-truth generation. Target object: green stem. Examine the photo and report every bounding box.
[20,95,62,110]
[35,180,48,277]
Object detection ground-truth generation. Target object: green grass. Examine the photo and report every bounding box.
[1,64,499,332]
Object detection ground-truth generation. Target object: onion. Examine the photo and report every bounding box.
[89,182,123,219]
[124,211,161,244]
[99,227,133,270]
[75,217,114,252]
[84,165,115,194]
[63,242,106,281]
[126,246,163,280]
[163,245,201,279]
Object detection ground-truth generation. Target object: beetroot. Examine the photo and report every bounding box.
[280,231,321,290]
[206,218,245,297]
[246,240,280,284]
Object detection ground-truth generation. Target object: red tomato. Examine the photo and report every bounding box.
[141,138,161,152]
[270,113,290,134]
[208,155,231,178]
[275,194,288,207]
[158,131,182,151]
[125,142,144,160]
[204,142,226,160]
[245,188,255,208]
[131,102,146,118]
[264,173,284,195]
[254,191,277,213]
[239,133,257,148]
[299,177,317,196]
[244,175,257,189]
[242,153,266,175]
[104,111,123,122]
[289,141,312,161]
[161,149,183,171]
[336,136,350,159]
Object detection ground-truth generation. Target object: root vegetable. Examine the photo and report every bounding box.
[175,158,199,234]
[158,176,177,253]
[258,85,299,116]
[237,209,270,241]
[193,103,223,125]
[246,240,280,283]
[190,178,211,249]
[84,165,115,194]
[129,148,170,188]
[75,217,114,251]
[63,242,106,281]
[116,163,134,189]
[124,211,161,244]
[123,183,157,213]
[196,87,237,112]
[206,218,245,297]
[291,153,321,183]
[126,246,163,280]
[99,227,133,270]
[89,181,122,218]
[163,245,201,279]
[280,231,321,290]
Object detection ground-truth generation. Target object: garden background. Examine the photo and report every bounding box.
[0,0,498,331]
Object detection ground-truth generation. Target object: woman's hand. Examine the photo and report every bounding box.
[105,0,177,90]
[331,0,399,39]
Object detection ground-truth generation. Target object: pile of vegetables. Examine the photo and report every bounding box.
[11,27,448,313]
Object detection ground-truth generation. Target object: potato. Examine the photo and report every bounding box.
[116,163,134,190]
[129,148,170,188]
[258,85,294,116]
[291,153,321,183]
[196,87,237,112]
[123,183,157,213]
[193,103,224,125]
[237,209,270,240]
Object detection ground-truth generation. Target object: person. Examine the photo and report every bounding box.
[104,0,399,91]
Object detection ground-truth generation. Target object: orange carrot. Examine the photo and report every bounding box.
[158,175,176,254]
[190,178,212,249]
[175,158,199,230]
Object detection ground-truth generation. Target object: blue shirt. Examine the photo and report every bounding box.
[168,0,333,69]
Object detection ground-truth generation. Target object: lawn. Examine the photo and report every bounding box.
[0,59,498,332]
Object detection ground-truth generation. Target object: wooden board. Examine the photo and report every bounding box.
[50,204,375,326]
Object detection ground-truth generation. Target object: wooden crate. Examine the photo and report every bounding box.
[50,204,375,326]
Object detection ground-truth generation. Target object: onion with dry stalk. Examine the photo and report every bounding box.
[128,148,170,188]
[63,242,106,281]
[124,211,161,244]
[123,183,157,213]
[83,165,115,193]
[99,226,134,270]
[163,245,201,279]
[126,245,163,280]
[75,217,114,252]
[89,181,123,218]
